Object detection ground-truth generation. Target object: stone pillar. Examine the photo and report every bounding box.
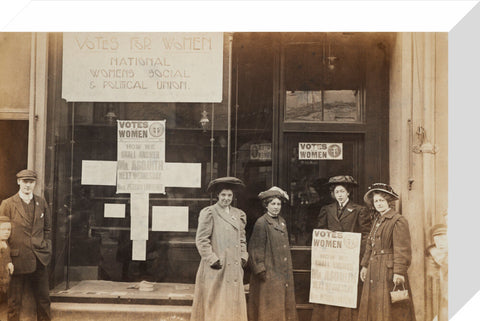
[27,32,49,197]
[390,32,448,321]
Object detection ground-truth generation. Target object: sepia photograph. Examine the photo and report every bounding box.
[1,1,471,319]
[0,29,448,321]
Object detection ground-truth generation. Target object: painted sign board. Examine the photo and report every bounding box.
[62,32,223,102]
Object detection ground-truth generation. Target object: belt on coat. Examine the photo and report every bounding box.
[371,249,393,256]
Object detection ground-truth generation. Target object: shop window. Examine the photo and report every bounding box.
[231,33,274,242]
[50,32,277,286]
[59,101,230,283]
[235,137,273,242]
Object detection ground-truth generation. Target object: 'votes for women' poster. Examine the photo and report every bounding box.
[310,229,361,308]
[117,120,166,194]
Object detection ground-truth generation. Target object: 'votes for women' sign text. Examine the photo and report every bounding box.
[62,33,223,102]
[117,120,166,194]
[298,142,343,160]
[310,229,361,308]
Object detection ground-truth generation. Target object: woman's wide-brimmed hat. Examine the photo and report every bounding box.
[325,175,358,187]
[258,186,289,202]
[207,176,245,193]
[363,183,399,204]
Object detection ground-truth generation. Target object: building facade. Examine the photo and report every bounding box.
[0,32,448,321]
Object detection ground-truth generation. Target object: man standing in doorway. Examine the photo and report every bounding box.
[0,169,51,321]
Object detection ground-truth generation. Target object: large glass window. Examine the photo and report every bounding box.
[50,32,276,286]
[231,33,274,242]
[57,101,230,283]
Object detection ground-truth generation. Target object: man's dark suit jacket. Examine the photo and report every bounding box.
[0,193,52,274]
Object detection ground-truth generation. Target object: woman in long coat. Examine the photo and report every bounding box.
[248,186,298,321]
[190,177,249,321]
[311,175,372,321]
[358,183,416,321]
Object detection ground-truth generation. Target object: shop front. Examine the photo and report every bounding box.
[0,31,447,321]
[43,32,391,319]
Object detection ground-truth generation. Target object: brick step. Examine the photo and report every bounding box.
[51,302,191,321]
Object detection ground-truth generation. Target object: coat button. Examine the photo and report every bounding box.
[370,280,373,283]
[285,283,288,287]
[283,245,287,248]
[381,250,384,254]
[284,257,287,261]
[235,261,239,265]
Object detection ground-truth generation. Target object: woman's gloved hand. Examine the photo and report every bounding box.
[210,260,222,270]
[360,266,368,282]
[257,271,266,281]
[241,258,247,268]
[393,274,405,285]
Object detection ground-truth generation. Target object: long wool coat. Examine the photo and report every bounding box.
[357,209,416,321]
[248,213,298,321]
[311,201,372,321]
[190,203,249,321]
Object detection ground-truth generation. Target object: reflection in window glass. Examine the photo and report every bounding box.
[323,90,359,122]
[285,91,323,121]
[285,90,360,123]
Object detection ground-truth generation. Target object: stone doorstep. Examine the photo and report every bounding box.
[52,303,191,321]
[49,281,251,320]
[50,280,249,306]
[50,280,196,305]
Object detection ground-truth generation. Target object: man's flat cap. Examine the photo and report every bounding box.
[16,169,38,180]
